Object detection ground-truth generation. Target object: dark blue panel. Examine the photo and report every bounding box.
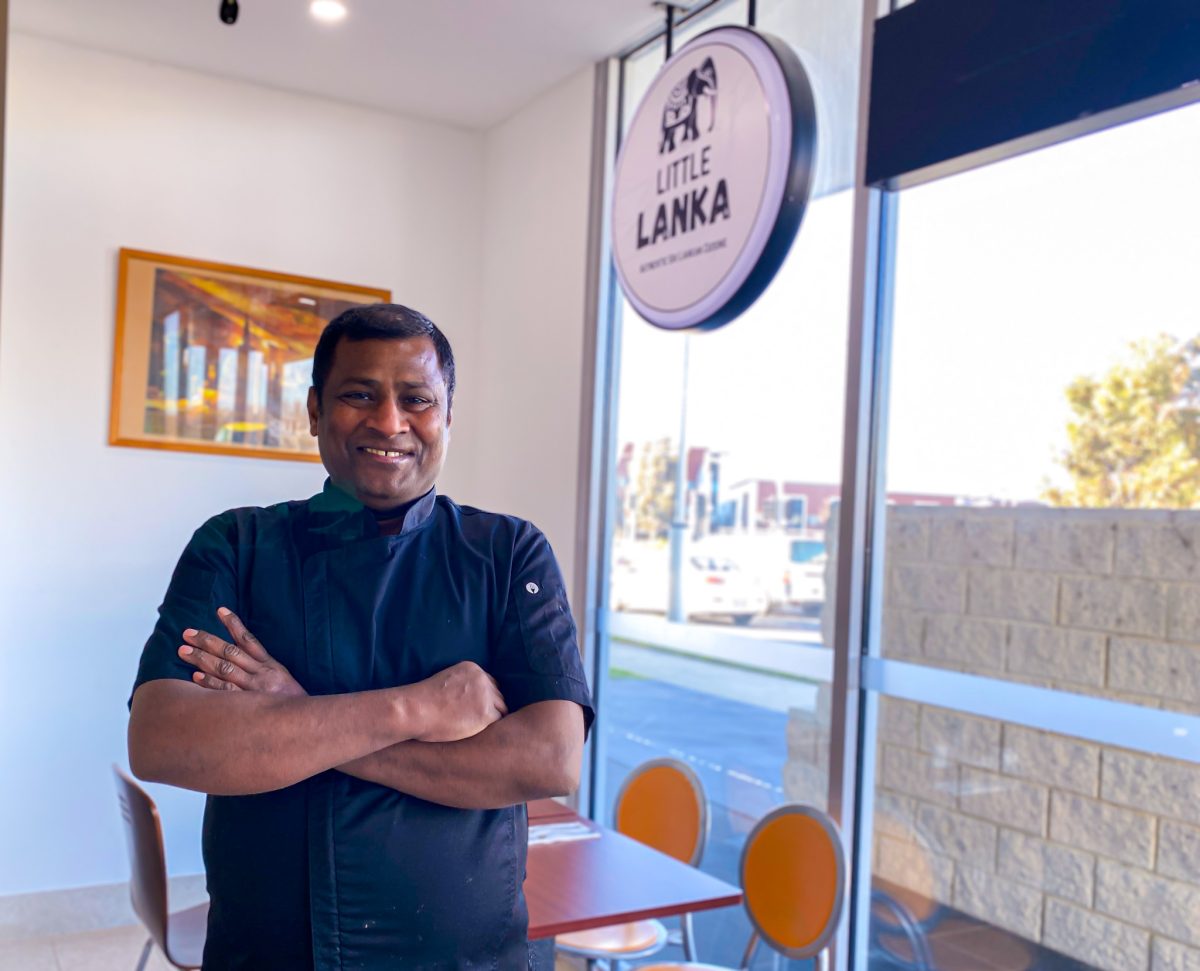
[866,0,1200,186]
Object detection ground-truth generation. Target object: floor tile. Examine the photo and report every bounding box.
[7,924,585,971]
[0,938,59,971]
[936,926,1036,971]
[52,924,172,971]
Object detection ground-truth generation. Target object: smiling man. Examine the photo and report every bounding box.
[127,304,593,970]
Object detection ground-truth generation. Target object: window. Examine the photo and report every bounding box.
[593,6,1199,970]
[860,101,1200,970]
[595,0,862,963]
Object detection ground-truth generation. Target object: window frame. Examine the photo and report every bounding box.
[580,2,1200,968]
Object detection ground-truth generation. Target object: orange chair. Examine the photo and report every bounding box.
[639,804,846,971]
[113,766,209,971]
[555,759,709,967]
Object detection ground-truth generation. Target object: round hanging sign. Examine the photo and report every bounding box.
[611,26,817,331]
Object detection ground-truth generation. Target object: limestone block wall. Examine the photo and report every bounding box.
[785,506,1200,971]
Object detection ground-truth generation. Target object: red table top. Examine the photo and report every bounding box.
[527,797,578,822]
[524,806,743,939]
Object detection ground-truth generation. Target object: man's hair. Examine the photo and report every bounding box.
[311,303,456,411]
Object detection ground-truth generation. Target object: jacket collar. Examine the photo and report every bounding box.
[306,478,437,540]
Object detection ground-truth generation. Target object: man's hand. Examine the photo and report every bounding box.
[183,609,508,743]
[179,607,307,697]
[404,661,509,742]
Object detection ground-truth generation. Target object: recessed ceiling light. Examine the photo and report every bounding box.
[297,296,317,306]
[310,0,347,23]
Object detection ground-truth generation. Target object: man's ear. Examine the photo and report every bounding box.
[307,387,320,437]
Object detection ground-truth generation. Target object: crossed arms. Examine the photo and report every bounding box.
[127,608,585,809]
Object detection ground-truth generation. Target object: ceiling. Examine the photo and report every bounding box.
[10,0,667,130]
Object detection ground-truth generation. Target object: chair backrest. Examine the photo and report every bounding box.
[614,758,708,867]
[113,766,170,951]
[739,804,846,960]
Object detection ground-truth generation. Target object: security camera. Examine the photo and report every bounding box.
[219,0,238,24]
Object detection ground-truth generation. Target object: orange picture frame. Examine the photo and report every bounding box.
[110,248,390,463]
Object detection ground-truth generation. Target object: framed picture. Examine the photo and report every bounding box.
[110,248,390,462]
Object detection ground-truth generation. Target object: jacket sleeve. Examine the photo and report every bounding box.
[490,521,595,736]
[128,512,240,707]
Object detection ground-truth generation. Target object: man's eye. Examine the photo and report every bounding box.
[405,397,433,408]
[341,392,372,403]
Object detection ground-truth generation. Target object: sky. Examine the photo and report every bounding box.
[614,98,1200,504]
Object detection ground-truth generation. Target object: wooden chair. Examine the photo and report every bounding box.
[113,766,209,971]
[555,758,709,967]
[639,804,846,971]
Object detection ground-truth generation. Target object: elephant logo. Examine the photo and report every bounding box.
[659,56,718,154]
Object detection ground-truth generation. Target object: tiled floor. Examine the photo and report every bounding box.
[0,926,584,971]
[871,880,1095,971]
[0,924,172,971]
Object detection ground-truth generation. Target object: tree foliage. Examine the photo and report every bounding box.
[633,438,676,538]
[1044,334,1200,508]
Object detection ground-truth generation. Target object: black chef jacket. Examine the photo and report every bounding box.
[130,481,595,970]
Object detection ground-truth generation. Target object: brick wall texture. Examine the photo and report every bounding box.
[786,507,1200,971]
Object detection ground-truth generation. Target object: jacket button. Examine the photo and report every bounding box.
[525,581,540,595]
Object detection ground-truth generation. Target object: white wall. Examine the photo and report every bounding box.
[473,66,597,597]
[0,33,485,897]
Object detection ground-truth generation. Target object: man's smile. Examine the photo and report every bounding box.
[358,446,415,461]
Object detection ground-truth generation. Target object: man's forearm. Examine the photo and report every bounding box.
[128,679,420,796]
[338,701,584,810]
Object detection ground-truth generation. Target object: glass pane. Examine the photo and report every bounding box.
[600,0,861,965]
[859,97,1200,971]
[855,101,1200,715]
[868,699,1200,971]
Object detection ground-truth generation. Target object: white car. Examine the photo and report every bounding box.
[611,553,769,625]
[783,541,827,613]
[784,554,827,612]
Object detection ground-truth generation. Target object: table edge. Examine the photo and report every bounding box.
[527,890,744,940]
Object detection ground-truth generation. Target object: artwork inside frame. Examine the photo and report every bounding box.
[110,248,391,462]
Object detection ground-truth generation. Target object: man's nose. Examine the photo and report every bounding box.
[368,398,409,437]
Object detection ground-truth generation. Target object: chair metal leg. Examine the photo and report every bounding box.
[870,888,934,970]
[681,912,697,961]
[739,930,760,970]
[134,938,153,971]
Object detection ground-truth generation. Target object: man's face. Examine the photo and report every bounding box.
[307,336,451,510]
